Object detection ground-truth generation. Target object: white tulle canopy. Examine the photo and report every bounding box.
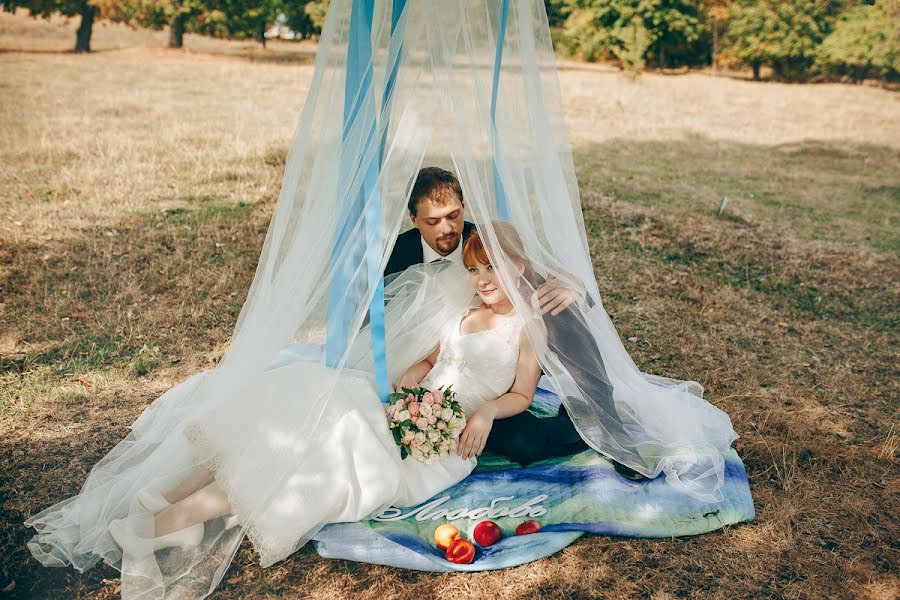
[26,1,738,598]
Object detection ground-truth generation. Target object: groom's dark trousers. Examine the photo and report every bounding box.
[385,224,621,465]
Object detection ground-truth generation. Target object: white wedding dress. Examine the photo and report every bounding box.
[27,304,524,597]
[189,306,523,566]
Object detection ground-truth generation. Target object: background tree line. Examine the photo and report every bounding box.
[2,0,896,82]
[0,0,328,50]
[551,0,898,82]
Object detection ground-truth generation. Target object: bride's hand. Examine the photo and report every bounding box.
[457,403,498,460]
[395,371,421,392]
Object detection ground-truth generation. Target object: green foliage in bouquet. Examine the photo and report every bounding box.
[386,387,465,462]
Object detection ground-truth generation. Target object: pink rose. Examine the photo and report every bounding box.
[406,393,416,403]
[393,400,405,413]
[438,441,450,453]
[419,403,433,418]
[415,417,429,430]
[437,421,447,430]
[408,402,421,417]
[414,431,426,444]
[427,415,437,425]
[433,394,444,407]
[422,392,435,405]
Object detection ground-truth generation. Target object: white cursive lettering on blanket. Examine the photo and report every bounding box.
[374,494,549,522]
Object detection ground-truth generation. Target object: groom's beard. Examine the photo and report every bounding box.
[435,232,460,255]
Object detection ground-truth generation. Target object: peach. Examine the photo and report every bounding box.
[433,524,460,550]
[445,538,475,564]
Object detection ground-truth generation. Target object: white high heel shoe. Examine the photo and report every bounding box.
[108,515,204,555]
[137,489,241,530]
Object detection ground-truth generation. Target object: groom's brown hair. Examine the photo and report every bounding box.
[408,167,463,216]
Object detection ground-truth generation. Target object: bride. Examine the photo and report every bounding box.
[27,224,544,597]
[110,225,539,559]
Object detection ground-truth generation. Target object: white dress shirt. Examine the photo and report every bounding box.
[421,236,463,265]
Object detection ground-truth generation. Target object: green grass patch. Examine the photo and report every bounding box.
[24,334,142,378]
[575,139,900,253]
[585,211,897,332]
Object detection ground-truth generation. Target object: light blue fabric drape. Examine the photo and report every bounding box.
[491,0,511,220]
[326,0,408,402]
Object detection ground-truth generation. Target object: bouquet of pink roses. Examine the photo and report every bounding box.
[385,386,466,463]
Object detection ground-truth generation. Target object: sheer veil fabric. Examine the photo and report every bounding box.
[26,0,738,598]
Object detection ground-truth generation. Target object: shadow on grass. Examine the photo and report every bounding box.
[1,148,898,598]
[0,201,262,389]
[0,200,269,597]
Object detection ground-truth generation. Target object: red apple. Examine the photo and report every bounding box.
[445,538,475,564]
[473,520,503,546]
[515,520,541,536]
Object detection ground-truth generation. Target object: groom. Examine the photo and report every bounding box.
[386,167,644,479]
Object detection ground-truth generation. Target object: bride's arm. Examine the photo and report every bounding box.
[395,344,440,391]
[457,330,542,459]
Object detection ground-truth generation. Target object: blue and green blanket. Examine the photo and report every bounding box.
[309,377,755,571]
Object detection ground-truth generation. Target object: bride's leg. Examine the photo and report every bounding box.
[154,482,232,537]
[161,468,215,504]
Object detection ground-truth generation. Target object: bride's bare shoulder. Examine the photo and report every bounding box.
[459,303,490,332]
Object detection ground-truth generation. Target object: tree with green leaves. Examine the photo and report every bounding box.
[725,0,845,81]
[3,0,99,51]
[816,0,899,82]
[193,0,319,47]
[610,13,652,74]
[558,0,708,71]
[702,0,732,72]
[302,0,328,33]
[204,0,278,47]
[98,0,211,48]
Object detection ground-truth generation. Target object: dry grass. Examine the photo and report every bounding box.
[1,9,899,600]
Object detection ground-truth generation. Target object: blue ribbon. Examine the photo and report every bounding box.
[326,0,406,403]
[491,0,511,220]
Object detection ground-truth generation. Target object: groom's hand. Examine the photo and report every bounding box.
[457,403,497,459]
[536,275,580,316]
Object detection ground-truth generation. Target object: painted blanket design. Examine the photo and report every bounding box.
[309,372,755,570]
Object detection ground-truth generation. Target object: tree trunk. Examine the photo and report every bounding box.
[712,19,718,75]
[258,23,267,48]
[75,0,96,53]
[752,61,761,81]
[169,12,187,48]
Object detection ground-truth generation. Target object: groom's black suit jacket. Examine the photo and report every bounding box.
[384,221,477,277]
